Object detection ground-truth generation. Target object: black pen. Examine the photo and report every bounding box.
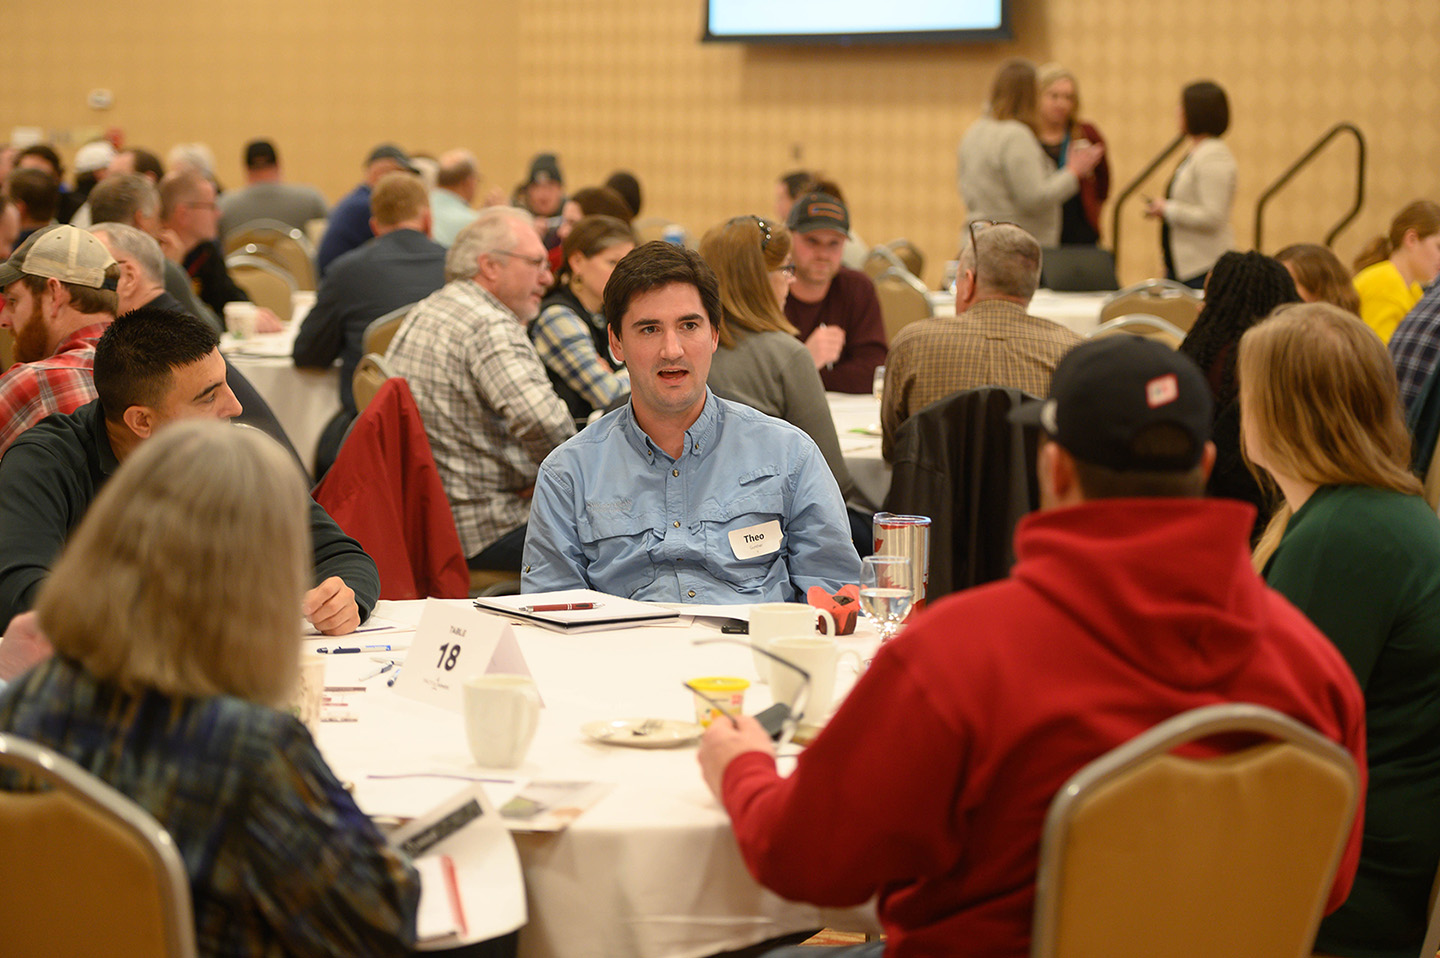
[317,644,393,654]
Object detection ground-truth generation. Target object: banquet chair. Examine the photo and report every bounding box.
[0,733,198,958]
[363,302,416,358]
[224,254,297,322]
[1031,703,1359,958]
[881,238,925,279]
[874,266,934,344]
[1100,279,1203,332]
[1086,314,1187,350]
[862,245,907,279]
[353,352,396,415]
[224,218,318,290]
[1039,247,1119,292]
[0,327,13,374]
[883,386,1040,600]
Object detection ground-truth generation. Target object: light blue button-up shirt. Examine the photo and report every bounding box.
[522,390,861,603]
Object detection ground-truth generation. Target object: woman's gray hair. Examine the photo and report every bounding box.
[446,206,535,282]
[36,421,310,707]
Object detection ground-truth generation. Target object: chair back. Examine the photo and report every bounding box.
[882,238,925,278]
[1032,703,1359,958]
[1086,314,1187,350]
[0,327,13,375]
[353,352,397,415]
[1100,279,1203,332]
[862,245,905,279]
[874,266,934,344]
[224,254,297,322]
[364,302,415,358]
[0,733,197,958]
[1039,247,1119,292]
[224,219,318,291]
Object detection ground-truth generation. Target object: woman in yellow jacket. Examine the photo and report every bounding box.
[1352,200,1440,343]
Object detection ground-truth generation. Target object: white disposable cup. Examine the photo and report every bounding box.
[290,289,317,318]
[463,674,541,768]
[769,635,863,723]
[291,653,326,733]
[749,603,837,684]
[223,301,259,338]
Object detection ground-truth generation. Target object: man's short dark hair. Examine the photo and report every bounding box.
[89,173,160,226]
[244,139,278,170]
[603,241,722,338]
[779,170,814,201]
[125,148,166,182]
[1182,81,1230,138]
[6,169,59,222]
[1064,423,1208,499]
[94,306,219,423]
[17,144,63,179]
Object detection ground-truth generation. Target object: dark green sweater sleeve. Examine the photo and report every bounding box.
[308,499,380,621]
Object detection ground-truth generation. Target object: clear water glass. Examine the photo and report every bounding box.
[859,554,914,642]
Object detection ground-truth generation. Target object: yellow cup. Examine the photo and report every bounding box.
[689,676,750,727]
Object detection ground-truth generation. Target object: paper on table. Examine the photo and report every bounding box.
[302,613,414,638]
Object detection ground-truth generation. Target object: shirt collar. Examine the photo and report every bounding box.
[56,320,112,352]
[619,388,722,462]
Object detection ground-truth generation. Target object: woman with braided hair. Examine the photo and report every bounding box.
[1178,250,1299,537]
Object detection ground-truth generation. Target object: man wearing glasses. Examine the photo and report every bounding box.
[879,222,1080,461]
[386,207,574,573]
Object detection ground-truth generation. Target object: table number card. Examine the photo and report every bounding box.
[392,599,532,711]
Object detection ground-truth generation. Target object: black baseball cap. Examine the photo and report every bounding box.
[527,152,563,186]
[1010,336,1213,471]
[786,191,849,235]
[365,143,418,174]
[244,139,278,169]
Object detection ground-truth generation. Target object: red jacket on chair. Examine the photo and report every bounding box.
[313,378,469,600]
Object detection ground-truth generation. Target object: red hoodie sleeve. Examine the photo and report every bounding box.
[719,648,969,906]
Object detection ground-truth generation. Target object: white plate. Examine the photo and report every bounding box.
[582,718,703,749]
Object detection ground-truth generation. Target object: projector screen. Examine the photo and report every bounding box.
[703,0,1011,44]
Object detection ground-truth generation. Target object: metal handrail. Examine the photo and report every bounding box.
[1108,133,1186,267]
[1254,123,1365,251]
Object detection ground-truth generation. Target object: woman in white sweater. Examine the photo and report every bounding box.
[1146,80,1237,287]
[957,58,1103,248]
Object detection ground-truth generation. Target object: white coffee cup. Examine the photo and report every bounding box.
[749,602,837,684]
[223,301,259,339]
[769,635,863,723]
[463,674,541,769]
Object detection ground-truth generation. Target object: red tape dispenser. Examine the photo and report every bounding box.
[808,584,860,635]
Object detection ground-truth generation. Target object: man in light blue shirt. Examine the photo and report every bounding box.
[522,241,860,602]
[429,150,481,248]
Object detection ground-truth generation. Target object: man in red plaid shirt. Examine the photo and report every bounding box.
[0,224,118,455]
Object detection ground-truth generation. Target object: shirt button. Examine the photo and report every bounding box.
[673,520,680,528]
[688,590,696,598]
[672,469,679,477]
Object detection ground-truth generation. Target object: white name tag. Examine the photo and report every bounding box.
[729,520,783,560]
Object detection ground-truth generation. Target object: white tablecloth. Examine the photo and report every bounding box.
[221,315,340,476]
[828,393,888,509]
[314,599,880,958]
[928,289,1108,336]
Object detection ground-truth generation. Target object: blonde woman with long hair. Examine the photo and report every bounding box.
[1240,303,1440,957]
[0,422,418,956]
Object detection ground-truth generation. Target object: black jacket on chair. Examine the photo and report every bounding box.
[882,386,1041,601]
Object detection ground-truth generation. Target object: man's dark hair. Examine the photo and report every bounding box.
[605,171,642,217]
[1064,424,1208,499]
[6,169,59,222]
[1182,81,1230,138]
[244,139,278,170]
[603,241,722,338]
[126,148,166,182]
[18,144,63,179]
[94,306,219,423]
[89,173,159,226]
[779,170,814,201]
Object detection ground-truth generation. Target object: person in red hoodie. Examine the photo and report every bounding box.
[698,335,1368,958]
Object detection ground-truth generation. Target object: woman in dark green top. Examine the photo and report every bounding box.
[1240,303,1440,958]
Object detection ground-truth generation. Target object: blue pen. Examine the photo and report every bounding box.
[387,666,404,687]
[358,661,395,681]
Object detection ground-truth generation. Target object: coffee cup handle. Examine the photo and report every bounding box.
[814,609,838,636]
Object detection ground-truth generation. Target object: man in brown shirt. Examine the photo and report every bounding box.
[881,222,1080,461]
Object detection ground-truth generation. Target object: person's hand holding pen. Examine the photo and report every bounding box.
[698,713,776,801]
[804,323,845,371]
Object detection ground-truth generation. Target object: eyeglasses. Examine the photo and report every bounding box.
[490,249,551,272]
[965,219,1018,290]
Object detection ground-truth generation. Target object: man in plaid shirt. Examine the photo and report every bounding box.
[387,206,574,572]
[0,225,118,456]
[1390,281,1440,413]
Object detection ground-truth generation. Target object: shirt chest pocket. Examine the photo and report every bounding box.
[579,507,661,592]
[696,466,788,586]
